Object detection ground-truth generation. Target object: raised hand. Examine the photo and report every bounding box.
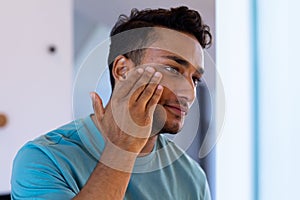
[91,66,163,154]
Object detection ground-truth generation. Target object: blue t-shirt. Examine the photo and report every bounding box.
[11,115,211,200]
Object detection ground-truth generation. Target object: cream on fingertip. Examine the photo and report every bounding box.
[137,68,144,74]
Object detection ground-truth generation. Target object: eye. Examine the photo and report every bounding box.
[164,66,180,75]
[193,77,202,87]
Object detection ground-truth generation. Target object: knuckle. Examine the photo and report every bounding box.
[153,89,161,96]
[129,101,139,110]
[131,102,138,109]
[143,87,153,96]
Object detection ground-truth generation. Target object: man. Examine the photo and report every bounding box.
[11,6,212,199]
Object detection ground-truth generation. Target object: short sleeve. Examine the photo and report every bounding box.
[11,144,76,200]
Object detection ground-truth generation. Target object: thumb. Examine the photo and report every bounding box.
[90,92,105,120]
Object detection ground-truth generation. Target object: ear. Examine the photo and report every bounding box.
[112,55,135,82]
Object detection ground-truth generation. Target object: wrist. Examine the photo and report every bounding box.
[99,141,138,173]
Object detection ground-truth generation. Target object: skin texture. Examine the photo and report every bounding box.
[73,32,203,200]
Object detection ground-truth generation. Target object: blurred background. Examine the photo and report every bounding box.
[0,0,299,200]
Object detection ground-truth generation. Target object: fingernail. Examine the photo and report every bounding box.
[90,92,94,101]
[157,85,163,90]
[146,66,155,73]
[154,72,162,78]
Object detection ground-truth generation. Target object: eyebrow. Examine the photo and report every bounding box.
[162,55,204,74]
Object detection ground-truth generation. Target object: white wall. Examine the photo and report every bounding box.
[258,0,300,199]
[0,0,73,194]
[216,0,300,199]
[216,0,253,199]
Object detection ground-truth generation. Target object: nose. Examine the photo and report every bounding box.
[173,77,196,105]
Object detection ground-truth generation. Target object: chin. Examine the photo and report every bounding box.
[151,118,184,136]
[152,105,185,135]
[161,121,184,134]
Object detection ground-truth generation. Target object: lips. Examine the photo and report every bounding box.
[164,104,188,116]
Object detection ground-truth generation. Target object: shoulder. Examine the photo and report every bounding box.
[14,116,95,165]
[12,117,87,178]
[12,118,82,172]
[21,117,87,151]
[11,118,90,199]
[11,140,76,199]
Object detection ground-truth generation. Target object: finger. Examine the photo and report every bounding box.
[114,68,144,97]
[136,71,162,105]
[90,92,105,120]
[127,66,157,101]
[146,84,164,112]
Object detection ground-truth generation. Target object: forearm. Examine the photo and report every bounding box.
[79,66,162,199]
[73,143,137,200]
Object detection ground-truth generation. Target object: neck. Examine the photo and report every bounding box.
[138,135,158,157]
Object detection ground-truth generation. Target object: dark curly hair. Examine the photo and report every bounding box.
[108,6,212,89]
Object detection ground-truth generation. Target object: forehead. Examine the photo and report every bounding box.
[147,27,204,71]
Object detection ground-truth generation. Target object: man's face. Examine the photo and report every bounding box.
[138,32,204,134]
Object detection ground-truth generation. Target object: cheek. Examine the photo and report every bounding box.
[158,71,184,91]
[160,74,193,97]
[152,67,195,100]
[160,76,177,90]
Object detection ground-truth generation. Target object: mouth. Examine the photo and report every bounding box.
[163,104,188,116]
